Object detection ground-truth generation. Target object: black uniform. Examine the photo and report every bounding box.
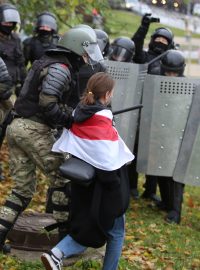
[131,15,174,200]
[23,34,58,66]
[0,57,13,180]
[155,50,185,224]
[108,37,139,198]
[23,12,59,66]
[0,32,26,89]
[132,19,174,73]
[0,4,26,96]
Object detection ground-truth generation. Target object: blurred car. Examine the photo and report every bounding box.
[193,3,200,16]
[109,0,140,10]
[131,3,152,15]
[123,0,140,10]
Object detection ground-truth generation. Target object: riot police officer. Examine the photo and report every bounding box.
[108,36,135,62]
[0,3,26,96]
[132,14,174,73]
[107,37,140,199]
[0,57,13,181]
[94,29,110,58]
[160,49,185,77]
[46,26,108,213]
[67,27,108,109]
[23,11,59,67]
[131,14,175,201]
[156,49,185,224]
[0,25,103,252]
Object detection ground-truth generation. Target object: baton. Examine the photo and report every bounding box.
[113,104,143,115]
[148,50,168,67]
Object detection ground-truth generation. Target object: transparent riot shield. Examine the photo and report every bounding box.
[173,85,200,186]
[104,60,147,151]
[137,74,200,176]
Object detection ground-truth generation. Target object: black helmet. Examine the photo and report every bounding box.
[160,50,185,76]
[149,27,174,54]
[108,37,135,62]
[94,29,110,57]
[0,3,20,24]
[36,12,57,33]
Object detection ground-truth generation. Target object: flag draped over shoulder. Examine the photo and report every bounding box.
[52,109,134,171]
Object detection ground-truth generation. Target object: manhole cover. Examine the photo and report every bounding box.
[8,212,59,251]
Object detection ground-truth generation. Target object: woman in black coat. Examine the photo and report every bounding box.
[41,72,134,270]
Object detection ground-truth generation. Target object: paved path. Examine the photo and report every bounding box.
[11,246,105,266]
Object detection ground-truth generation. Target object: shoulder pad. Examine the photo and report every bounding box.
[0,58,11,82]
[41,63,72,99]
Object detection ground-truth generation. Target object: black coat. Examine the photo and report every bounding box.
[69,165,130,248]
[68,102,131,248]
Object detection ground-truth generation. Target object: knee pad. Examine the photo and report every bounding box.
[0,191,31,239]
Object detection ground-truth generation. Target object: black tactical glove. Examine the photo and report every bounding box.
[65,115,74,129]
[141,13,160,28]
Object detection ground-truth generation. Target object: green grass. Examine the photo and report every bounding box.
[1,175,200,269]
[103,9,200,40]
[59,8,200,41]
[1,8,200,269]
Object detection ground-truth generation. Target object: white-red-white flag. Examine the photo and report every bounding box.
[52,109,134,171]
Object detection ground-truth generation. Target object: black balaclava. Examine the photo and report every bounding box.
[152,41,168,55]
[0,23,16,35]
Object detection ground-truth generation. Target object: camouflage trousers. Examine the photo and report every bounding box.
[0,118,70,235]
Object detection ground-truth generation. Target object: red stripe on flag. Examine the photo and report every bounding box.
[71,114,118,141]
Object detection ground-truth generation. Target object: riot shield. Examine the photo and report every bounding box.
[173,85,200,186]
[104,60,147,151]
[137,74,200,176]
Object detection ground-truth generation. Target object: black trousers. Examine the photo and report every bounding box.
[143,175,157,195]
[157,176,184,215]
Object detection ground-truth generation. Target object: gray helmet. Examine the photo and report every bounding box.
[73,24,92,29]
[58,25,103,65]
[36,11,57,33]
[94,29,110,56]
[0,3,20,24]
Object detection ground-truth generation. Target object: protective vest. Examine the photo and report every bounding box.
[0,33,26,84]
[24,36,57,64]
[14,53,72,118]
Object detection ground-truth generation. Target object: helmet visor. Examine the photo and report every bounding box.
[109,47,131,62]
[97,38,107,53]
[2,9,20,23]
[83,42,104,65]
